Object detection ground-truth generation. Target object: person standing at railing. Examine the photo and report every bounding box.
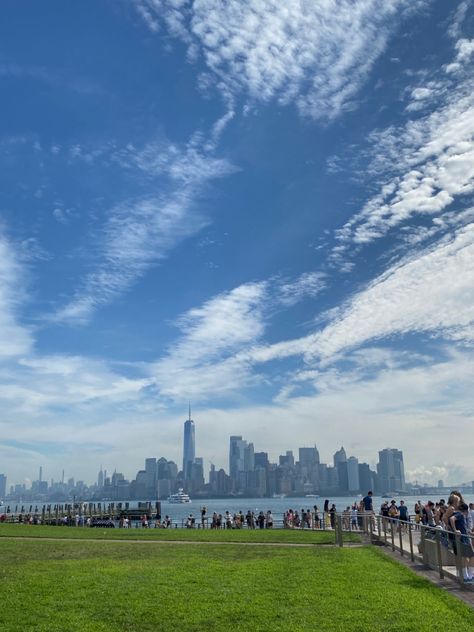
[351,504,358,531]
[423,501,436,528]
[467,503,474,532]
[414,501,422,530]
[398,500,409,533]
[435,501,447,526]
[323,499,329,528]
[313,505,320,529]
[442,492,464,554]
[362,491,375,531]
[265,510,273,528]
[388,500,399,528]
[449,502,474,583]
[342,507,350,530]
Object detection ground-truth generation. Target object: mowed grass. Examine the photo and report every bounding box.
[0,523,360,544]
[1,538,473,631]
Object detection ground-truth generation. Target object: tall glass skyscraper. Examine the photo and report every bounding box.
[182,405,195,481]
[377,448,406,493]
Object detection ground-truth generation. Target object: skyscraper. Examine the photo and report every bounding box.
[229,435,246,480]
[0,473,6,499]
[183,405,195,481]
[347,456,360,493]
[377,448,406,493]
[145,457,157,497]
[299,447,320,467]
[333,446,348,492]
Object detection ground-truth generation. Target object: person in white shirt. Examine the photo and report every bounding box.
[468,502,474,532]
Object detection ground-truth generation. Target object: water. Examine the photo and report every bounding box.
[152,494,474,524]
[4,493,473,524]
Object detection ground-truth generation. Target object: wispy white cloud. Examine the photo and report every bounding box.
[151,281,268,400]
[447,0,471,40]
[192,349,474,482]
[278,271,326,307]
[249,222,474,366]
[0,233,33,359]
[445,38,474,74]
[148,269,328,401]
[52,137,236,324]
[134,0,429,120]
[334,37,474,254]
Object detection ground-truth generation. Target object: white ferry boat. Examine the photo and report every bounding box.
[167,489,191,504]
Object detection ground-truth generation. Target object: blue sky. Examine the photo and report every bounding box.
[1,0,473,487]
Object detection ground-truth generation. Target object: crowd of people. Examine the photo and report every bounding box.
[361,490,474,583]
[206,509,274,529]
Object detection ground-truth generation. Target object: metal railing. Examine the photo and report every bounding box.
[355,514,474,588]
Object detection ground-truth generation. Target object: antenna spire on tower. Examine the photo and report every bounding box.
[189,401,191,420]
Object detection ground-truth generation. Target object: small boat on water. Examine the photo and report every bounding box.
[167,489,191,504]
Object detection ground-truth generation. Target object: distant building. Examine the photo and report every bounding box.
[229,436,246,484]
[333,446,348,493]
[254,452,269,469]
[0,473,6,499]
[145,458,157,498]
[298,446,320,468]
[183,406,195,481]
[358,462,375,493]
[279,451,294,468]
[377,448,406,493]
[347,456,360,493]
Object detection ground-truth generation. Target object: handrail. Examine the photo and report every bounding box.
[356,513,474,588]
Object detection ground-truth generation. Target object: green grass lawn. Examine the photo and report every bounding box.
[0,523,360,544]
[0,537,473,631]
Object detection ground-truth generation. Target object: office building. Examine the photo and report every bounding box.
[183,406,195,480]
[333,446,348,492]
[347,456,360,493]
[299,446,320,468]
[377,448,406,493]
[229,435,247,481]
[145,457,157,497]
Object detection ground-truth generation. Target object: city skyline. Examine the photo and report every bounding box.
[0,2,473,486]
[5,428,473,504]
[0,413,469,492]
[2,436,415,501]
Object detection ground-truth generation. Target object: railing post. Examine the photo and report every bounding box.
[390,520,395,551]
[398,520,404,556]
[383,516,387,544]
[435,529,444,579]
[337,514,343,548]
[420,526,427,565]
[454,533,464,585]
[408,521,414,562]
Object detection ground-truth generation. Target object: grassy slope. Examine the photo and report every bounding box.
[1,538,473,631]
[0,523,360,544]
